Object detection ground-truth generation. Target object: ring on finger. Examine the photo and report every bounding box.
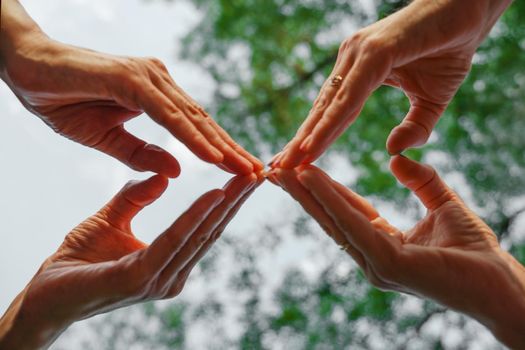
[330,75,343,87]
[339,243,352,252]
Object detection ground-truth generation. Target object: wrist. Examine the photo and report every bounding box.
[481,251,525,349]
[1,0,46,72]
[0,288,70,350]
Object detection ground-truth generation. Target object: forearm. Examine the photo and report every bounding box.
[0,0,47,73]
[487,253,525,349]
[0,289,67,350]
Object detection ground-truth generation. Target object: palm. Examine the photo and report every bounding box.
[403,202,497,250]
[20,212,146,325]
[392,54,471,111]
[52,214,145,265]
[39,103,140,149]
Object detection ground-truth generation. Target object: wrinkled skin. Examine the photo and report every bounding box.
[271,0,512,168]
[1,0,262,176]
[0,174,261,349]
[268,157,525,349]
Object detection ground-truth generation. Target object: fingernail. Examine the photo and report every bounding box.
[299,135,312,152]
[268,152,282,167]
[269,157,282,169]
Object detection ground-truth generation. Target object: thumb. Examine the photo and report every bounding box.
[389,155,458,210]
[101,175,169,230]
[386,103,444,155]
[94,126,181,178]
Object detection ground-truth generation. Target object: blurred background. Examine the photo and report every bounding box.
[1,0,524,349]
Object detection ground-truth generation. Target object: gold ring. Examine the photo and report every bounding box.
[339,243,352,252]
[331,75,343,87]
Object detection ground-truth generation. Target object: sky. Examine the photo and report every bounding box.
[0,0,503,349]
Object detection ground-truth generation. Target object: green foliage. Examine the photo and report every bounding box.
[175,0,525,346]
[90,1,524,348]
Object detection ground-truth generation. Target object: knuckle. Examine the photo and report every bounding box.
[340,30,367,52]
[115,57,144,78]
[146,57,167,71]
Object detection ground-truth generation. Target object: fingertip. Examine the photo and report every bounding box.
[389,155,434,191]
[149,174,170,190]
[250,156,264,171]
[268,152,282,168]
[219,157,254,175]
[131,143,181,178]
[123,174,170,207]
[222,173,258,191]
[386,122,429,155]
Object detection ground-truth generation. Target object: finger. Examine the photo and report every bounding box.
[207,121,264,172]
[300,165,380,221]
[163,176,261,297]
[152,76,254,175]
[101,175,169,230]
[269,168,366,268]
[279,54,384,168]
[157,174,258,289]
[137,85,224,164]
[386,102,445,155]
[389,155,459,210]
[142,189,226,274]
[94,125,181,178]
[298,57,386,159]
[158,74,264,173]
[297,168,400,267]
[272,47,351,169]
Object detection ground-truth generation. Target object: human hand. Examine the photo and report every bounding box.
[0,0,262,176]
[268,157,525,349]
[271,0,512,168]
[0,174,260,350]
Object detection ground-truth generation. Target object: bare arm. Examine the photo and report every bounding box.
[0,0,262,176]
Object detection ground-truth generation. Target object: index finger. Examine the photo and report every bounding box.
[279,53,386,169]
[138,85,224,164]
[269,168,366,268]
[297,168,401,266]
[142,189,225,275]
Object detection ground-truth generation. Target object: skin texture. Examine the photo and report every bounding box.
[0,174,261,349]
[270,0,513,168]
[268,158,525,349]
[0,0,263,177]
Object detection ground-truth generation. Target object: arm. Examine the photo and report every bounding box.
[269,158,525,349]
[0,0,45,71]
[271,0,513,168]
[0,174,260,349]
[0,0,262,176]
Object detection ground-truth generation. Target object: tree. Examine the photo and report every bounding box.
[80,0,525,348]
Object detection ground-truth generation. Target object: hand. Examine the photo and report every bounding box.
[268,157,525,349]
[0,0,262,176]
[271,0,512,168]
[0,174,260,349]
